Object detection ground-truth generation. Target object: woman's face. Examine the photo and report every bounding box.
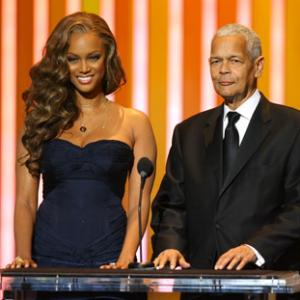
[67,31,106,97]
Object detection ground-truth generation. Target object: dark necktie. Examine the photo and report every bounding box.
[223,111,241,180]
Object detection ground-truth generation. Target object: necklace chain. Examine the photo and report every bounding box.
[79,98,108,134]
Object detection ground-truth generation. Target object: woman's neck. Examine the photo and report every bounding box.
[77,94,106,112]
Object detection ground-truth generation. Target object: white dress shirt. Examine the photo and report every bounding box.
[223,89,265,267]
[223,89,261,143]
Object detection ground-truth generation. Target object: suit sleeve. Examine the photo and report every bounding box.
[246,127,300,267]
[151,125,187,257]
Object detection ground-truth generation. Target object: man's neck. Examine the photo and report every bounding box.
[224,89,257,110]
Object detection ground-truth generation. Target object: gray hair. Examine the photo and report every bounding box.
[213,23,262,60]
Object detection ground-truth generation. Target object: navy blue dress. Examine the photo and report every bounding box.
[33,139,133,267]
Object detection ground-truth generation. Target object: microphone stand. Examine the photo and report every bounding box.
[128,175,154,269]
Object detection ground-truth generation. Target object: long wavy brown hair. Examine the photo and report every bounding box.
[22,12,126,176]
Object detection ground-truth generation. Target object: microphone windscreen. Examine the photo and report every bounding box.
[137,157,154,178]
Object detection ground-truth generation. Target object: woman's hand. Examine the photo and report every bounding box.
[100,257,133,269]
[6,256,37,269]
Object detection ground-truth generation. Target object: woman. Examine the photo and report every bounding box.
[7,11,156,274]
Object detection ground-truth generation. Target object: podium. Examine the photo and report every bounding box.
[1,268,300,299]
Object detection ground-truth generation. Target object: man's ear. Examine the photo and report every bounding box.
[254,56,264,78]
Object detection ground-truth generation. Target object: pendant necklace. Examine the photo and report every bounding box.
[79,124,87,133]
[80,98,108,134]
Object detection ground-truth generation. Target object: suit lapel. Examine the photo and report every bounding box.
[219,95,272,197]
[203,106,224,190]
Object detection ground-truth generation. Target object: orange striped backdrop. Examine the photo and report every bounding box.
[1,2,300,298]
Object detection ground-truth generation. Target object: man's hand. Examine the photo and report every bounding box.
[214,245,256,270]
[153,249,191,270]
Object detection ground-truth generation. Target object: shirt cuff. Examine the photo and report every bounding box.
[245,244,265,267]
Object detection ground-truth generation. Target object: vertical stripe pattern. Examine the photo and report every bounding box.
[0,0,17,267]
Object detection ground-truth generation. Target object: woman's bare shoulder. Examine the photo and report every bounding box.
[122,106,150,123]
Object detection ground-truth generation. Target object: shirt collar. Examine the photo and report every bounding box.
[223,89,261,122]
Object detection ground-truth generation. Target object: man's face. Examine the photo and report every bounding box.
[209,34,263,106]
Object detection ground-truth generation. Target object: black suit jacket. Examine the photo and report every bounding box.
[151,94,300,269]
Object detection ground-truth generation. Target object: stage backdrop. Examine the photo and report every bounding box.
[1,1,300,299]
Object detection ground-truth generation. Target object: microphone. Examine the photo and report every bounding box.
[128,157,154,269]
[138,157,154,188]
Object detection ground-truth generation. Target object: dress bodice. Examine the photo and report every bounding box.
[41,139,133,199]
[33,139,134,267]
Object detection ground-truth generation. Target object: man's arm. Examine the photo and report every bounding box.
[216,126,300,270]
[246,127,300,264]
[151,125,190,268]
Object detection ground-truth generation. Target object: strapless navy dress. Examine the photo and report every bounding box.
[32,139,134,268]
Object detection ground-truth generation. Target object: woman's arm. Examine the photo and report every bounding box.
[6,134,39,268]
[115,110,157,268]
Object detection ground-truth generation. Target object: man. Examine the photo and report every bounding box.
[151,24,300,299]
